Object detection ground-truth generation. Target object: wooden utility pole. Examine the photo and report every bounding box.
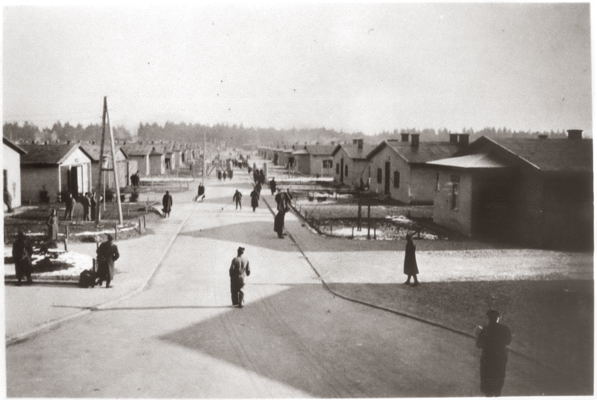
[95,96,123,225]
[202,131,206,183]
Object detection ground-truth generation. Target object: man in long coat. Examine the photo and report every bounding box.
[81,193,91,221]
[269,178,276,195]
[96,234,120,288]
[12,232,33,285]
[403,233,419,286]
[476,310,512,396]
[250,188,259,212]
[64,192,74,220]
[162,190,173,217]
[229,246,250,307]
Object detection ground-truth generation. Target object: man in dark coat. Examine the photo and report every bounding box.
[12,232,33,285]
[81,193,91,221]
[273,191,290,239]
[162,190,173,217]
[269,177,276,195]
[131,172,140,187]
[96,234,120,288]
[64,192,74,220]
[250,188,259,212]
[476,310,512,397]
[89,192,97,221]
[196,183,206,201]
[232,189,242,210]
[229,246,250,307]
[403,233,419,286]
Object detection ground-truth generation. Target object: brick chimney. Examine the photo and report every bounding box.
[567,129,583,140]
[410,134,420,147]
[458,134,469,147]
[537,134,548,140]
[449,133,459,145]
[401,133,409,142]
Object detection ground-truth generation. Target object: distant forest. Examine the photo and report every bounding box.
[3,120,569,146]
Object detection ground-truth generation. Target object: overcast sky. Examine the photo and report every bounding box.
[3,3,592,135]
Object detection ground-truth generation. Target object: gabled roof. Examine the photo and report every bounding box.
[427,153,509,169]
[332,143,375,160]
[20,143,92,165]
[468,136,593,173]
[80,144,127,162]
[122,144,153,157]
[292,149,309,155]
[304,144,336,156]
[367,140,460,164]
[3,137,27,155]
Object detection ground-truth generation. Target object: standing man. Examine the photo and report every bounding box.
[131,171,140,188]
[196,183,206,202]
[89,191,97,221]
[12,232,33,285]
[232,189,242,210]
[229,246,250,308]
[162,190,173,217]
[269,177,276,195]
[46,208,59,242]
[403,233,420,286]
[64,192,74,221]
[96,234,120,288]
[81,193,91,221]
[476,310,512,397]
[250,187,259,212]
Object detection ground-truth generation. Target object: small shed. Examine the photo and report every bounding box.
[81,143,131,190]
[149,147,165,175]
[122,144,151,177]
[20,143,94,203]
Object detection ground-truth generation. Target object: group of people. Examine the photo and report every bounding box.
[252,168,266,185]
[64,191,98,221]
[273,189,292,238]
[217,168,233,180]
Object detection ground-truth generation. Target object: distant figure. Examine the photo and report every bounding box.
[232,189,242,210]
[250,188,259,212]
[223,170,227,180]
[39,185,50,203]
[89,192,97,221]
[81,193,91,221]
[274,190,291,239]
[4,187,13,213]
[12,231,33,285]
[162,190,173,217]
[269,177,276,195]
[228,168,233,179]
[248,166,252,174]
[130,171,140,187]
[46,208,59,242]
[476,310,512,397]
[255,181,262,198]
[229,246,250,308]
[64,192,74,220]
[217,169,222,180]
[196,183,206,201]
[403,233,419,286]
[96,234,120,288]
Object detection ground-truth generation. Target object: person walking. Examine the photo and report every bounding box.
[12,231,33,285]
[81,192,91,221]
[64,192,74,221]
[196,183,206,202]
[403,233,419,286]
[476,310,512,397]
[46,208,59,242]
[273,190,290,239]
[269,177,277,195]
[232,189,242,210]
[250,188,259,212]
[162,190,173,217]
[229,246,250,308]
[96,234,120,288]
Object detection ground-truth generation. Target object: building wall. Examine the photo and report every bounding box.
[3,144,22,208]
[149,154,165,175]
[294,154,311,175]
[367,146,410,201]
[129,155,149,176]
[21,167,58,204]
[332,148,369,188]
[432,170,474,236]
[310,155,334,177]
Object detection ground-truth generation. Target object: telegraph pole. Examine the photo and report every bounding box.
[95,98,107,224]
[202,131,206,183]
[106,101,124,225]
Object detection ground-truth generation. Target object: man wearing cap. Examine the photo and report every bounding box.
[229,247,250,308]
[96,234,120,288]
[476,310,512,397]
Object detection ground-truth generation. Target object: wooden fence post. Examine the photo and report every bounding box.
[367,202,371,240]
[114,226,118,241]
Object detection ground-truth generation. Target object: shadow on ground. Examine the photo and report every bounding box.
[157,283,576,397]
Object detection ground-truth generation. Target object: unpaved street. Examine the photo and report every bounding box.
[6,177,569,397]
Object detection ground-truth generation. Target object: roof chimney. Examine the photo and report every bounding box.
[401,133,409,142]
[449,133,459,145]
[458,134,469,147]
[356,139,363,149]
[537,134,548,140]
[567,129,583,140]
[410,134,420,148]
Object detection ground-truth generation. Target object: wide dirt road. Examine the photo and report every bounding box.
[6,174,563,397]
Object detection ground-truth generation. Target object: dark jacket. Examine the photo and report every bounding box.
[229,255,250,283]
[13,236,33,277]
[250,190,259,208]
[162,194,173,212]
[403,238,419,275]
[97,241,120,280]
[476,322,512,395]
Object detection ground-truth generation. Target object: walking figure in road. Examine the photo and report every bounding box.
[223,170,227,180]
[46,208,59,242]
[130,171,140,188]
[196,183,206,202]
[217,169,222,180]
[476,310,512,397]
[64,192,74,220]
[273,190,291,239]
[162,190,173,217]
[229,246,250,308]
[269,177,276,195]
[12,231,33,285]
[250,188,259,212]
[96,234,120,288]
[403,233,419,286]
[232,189,243,210]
